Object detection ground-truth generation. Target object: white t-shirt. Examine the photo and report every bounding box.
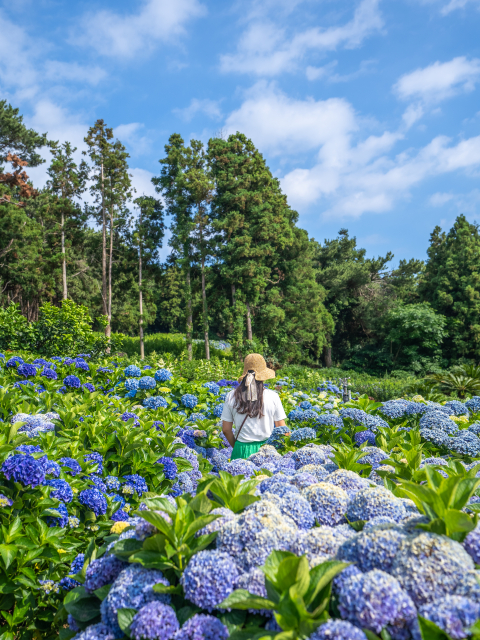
[220,388,287,443]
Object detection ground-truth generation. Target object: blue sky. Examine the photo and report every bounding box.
[2,0,480,264]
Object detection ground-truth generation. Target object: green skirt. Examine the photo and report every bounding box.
[231,439,268,460]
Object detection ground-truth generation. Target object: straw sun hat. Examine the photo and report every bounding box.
[238,353,275,382]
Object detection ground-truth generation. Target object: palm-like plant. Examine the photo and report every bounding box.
[425,370,480,398]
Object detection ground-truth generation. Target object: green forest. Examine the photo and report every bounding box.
[1,99,479,375]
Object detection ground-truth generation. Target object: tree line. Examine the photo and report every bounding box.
[1,100,479,374]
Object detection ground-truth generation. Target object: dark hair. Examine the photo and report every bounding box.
[232,371,264,418]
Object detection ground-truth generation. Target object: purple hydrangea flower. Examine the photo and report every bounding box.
[70,622,115,640]
[84,452,104,474]
[156,457,177,480]
[174,614,229,640]
[121,411,140,426]
[181,550,240,611]
[79,488,107,516]
[419,595,480,639]
[130,602,179,640]
[355,430,376,446]
[111,508,130,522]
[59,457,82,476]
[17,363,37,377]
[6,356,23,368]
[100,565,171,637]
[16,445,43,454]
[346,487,406,523]
[1,454,45,487]
[85,555,127,594]
[309,620,367,640]
[42,367,58,380]
[44,478,73,503]
[75,360,90,371]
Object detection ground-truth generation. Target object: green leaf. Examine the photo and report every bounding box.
[229,494,260,513]
[220,589,276,611]
[444,509,477,535]
[113,537,143,559]
[418,615,452,640]
[94,585,112,601]
[0,545,16,570]
[64,588,101,622]
[306,561,350,607]
[117,608,136,637]
[152,584,183,595]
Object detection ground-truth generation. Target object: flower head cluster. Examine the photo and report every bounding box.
[309,620,367,640]
[355,430,376,446]
[121,412,140,426]
[450,430,480,457]
[174,614,229,640]
[60,457,82,476]
[325,469,369,497]
[419,410,458,434]
[44,478,73,503]
[2,454,45,487]
[419,595,480,639]
[6,356,23,368]
[154,369,173,383]
[47,501,69,527]
[181,394,198,409]
[292,447,326,469]
[63,375,81,389]
[379,400,409,419]
[123,474,148,496]
[100,564,171,637]
[84,452,104,474]
[346,486,406,523]
[181,549,239,611]
[85,555,126,594]
[125,365,142,378]
[83,383,95,392]
[79,488,107,516]
[125,378,140,391]
[130,601,179,640]
[466,396,480,412]
[156,457,177,480]
[290,427,316,442]
[139,376,156,390]
[203,381,220,395]
[17,363,37,377]
[143,396,168,410]
[75,360,89,371]
[444,400,469,416]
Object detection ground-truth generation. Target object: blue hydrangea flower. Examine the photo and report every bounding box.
[125,378,140,391]
[154,369,173,383]
[180,549,240,611]
[288,409,305,421]
[213,404,224,418]
[44,478,73,503]
[290,427,317,442]
[85,555,127,594]
[302,482,348,526]
[123,474,148,496]
[391,532,474,606]
[42,367,58,380]
[88,474,108,494]
[292,448,326,469]
[418,595,480,639]
[419,410,458,434]
[1,454,45,487]
[187,412,207,423]
[16,444,43,454]
[124,365,142,378]
[325,469,369,497]
[174,614,229,640]
[139,376,156,390]
[181,394,198,409]
[355,430,376,446]
[203,381,220,395]
[466,397,480,413]
[63,375,81,389]
[156,457,177,480]
[278,492,315,529]
[338,569,417,635]
[59,457,82,476]
[111,508,130,522]
[47,501,69,527]
[379,400,410,419]
[308,619,367,640]
[129,602,178,640]
[346,486,406,523]
[6,356,23,368]
[450,431,480,457]
[82,383,95,392]
[79,488,107,516]
[121,412,140,426]
[338,526,407,573]
[75,361,90,371]
[143,396,168,410]
[84,452,104,474]
[292,526,352,566]
[71,622,116,640]
[17,363,37,377]
[298,400,312,410]
[100,564,170,637]
[444,400,469,416]
[105,476,121,491]
[176,428,196,448]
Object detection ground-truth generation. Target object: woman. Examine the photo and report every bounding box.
[221,353,287,460]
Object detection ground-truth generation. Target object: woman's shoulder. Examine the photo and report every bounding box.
[264,388,280,400]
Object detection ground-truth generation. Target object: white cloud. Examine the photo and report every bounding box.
[173,98,223,122]
[73,0,206,59]
[223,83,480,218]
[429,189,480,212]
[418,0,480,15]
[130,168,158,198]
[394,56,480,104]
[43,61,107,86]
[220,0,383,76]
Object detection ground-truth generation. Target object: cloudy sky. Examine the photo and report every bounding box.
[2,0,480,262]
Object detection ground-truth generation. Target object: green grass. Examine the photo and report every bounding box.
[112,332,233,359]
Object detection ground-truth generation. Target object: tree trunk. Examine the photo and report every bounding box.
[200,226,210,360]
[186,267,193,361]
[246,301,253,341]
[231,284,236,306]
[106,204,113,340]
[61,209,67,300]
[323,345,332,368]
[101,162,108,319]
[139,234,144,360]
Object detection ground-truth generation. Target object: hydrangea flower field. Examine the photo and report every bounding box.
[2,352,480,640]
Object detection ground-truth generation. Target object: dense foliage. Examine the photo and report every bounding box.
[2,350,480,640]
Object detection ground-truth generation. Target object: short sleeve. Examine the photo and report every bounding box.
[273,393,287,421]
[220,392,234,422]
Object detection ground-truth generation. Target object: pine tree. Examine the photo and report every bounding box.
[420,214,480,361]
[208,132,296,349]
[133,196,164,358]
[46,141,88,299]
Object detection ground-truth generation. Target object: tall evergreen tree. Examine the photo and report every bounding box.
[208,132,296,348]
[133,196,164,358]
[420,214,480,362]
[46,141,88,299]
